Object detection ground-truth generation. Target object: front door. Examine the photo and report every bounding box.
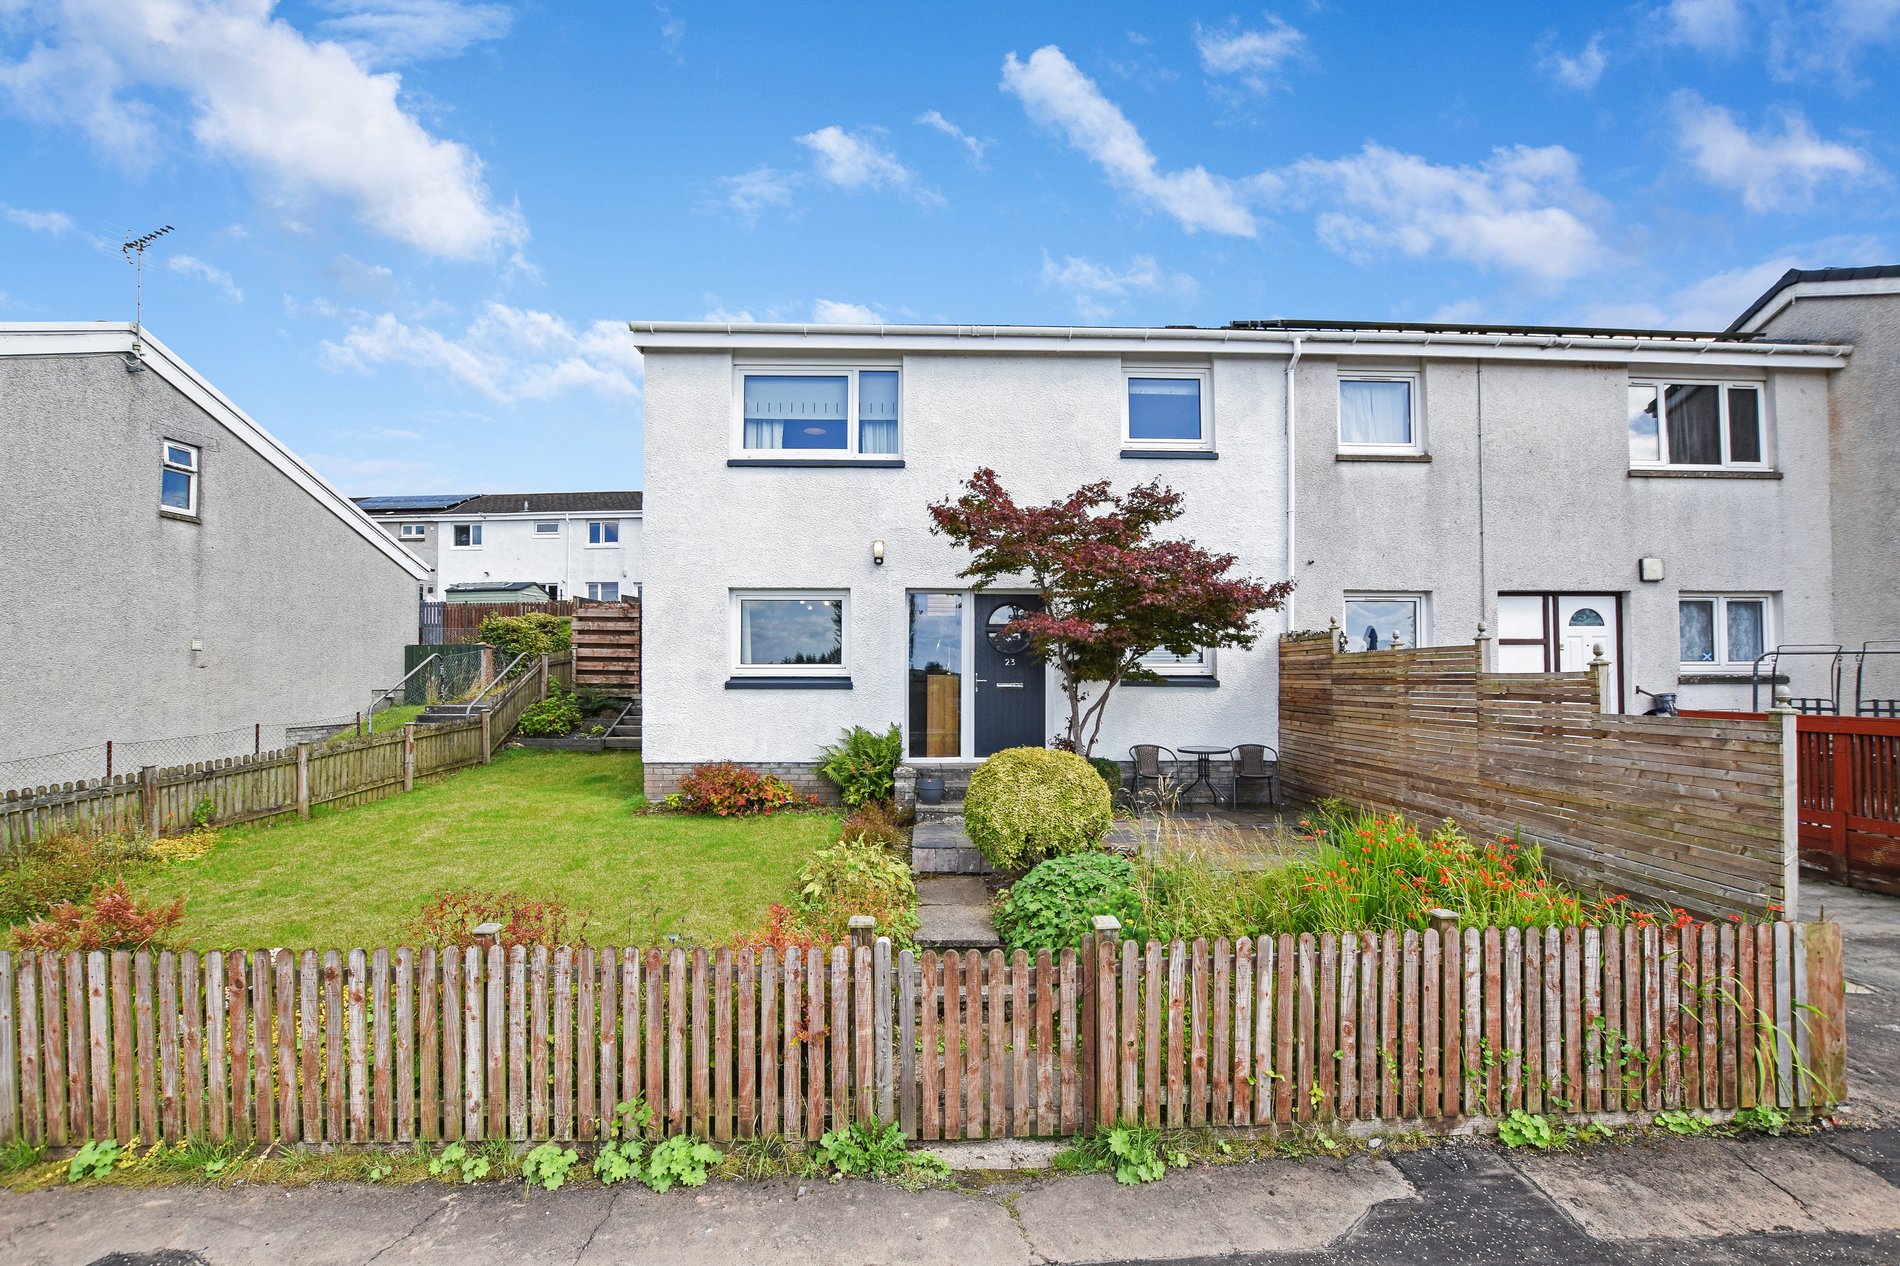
[1497,592,1624,710]
[973,594,1047,756]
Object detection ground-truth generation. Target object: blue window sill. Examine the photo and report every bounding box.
[1123,676,1220,688]
[728,458,905,469]
[725,676,853,690]
[1119,449,1217,461]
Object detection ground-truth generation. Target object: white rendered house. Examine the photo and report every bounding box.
[629,297,1867,802]
[357,491,643,603]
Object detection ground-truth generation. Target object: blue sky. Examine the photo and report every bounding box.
[2,1,1895,494]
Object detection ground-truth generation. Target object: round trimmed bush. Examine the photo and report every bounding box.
[995,852,1142,954]
[963,747,1112,873]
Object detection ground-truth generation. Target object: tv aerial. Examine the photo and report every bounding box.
[121,224,173,370]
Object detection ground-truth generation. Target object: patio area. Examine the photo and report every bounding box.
[1105,799,1318,864]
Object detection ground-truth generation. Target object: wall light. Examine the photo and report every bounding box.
[872,539,886,566]
[1638,557,1665,582]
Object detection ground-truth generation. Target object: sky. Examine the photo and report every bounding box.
[2,0,1896,495]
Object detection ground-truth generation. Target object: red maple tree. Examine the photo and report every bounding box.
[928,468,1293,756]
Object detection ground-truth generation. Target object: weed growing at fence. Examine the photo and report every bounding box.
[1498,1109,1565,1150]
[0,1137,46,1176]
[66,1140,120,1183]
[811,1120,951,1186]
[522,1143,580,1191]
[1054,1124,1188,1185]
[429,1141,492,1183]
[411,889,589,947]
[0,829,154,925]
[1735,1104,1790,1135]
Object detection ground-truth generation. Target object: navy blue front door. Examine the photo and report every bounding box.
[974,594,1046,756]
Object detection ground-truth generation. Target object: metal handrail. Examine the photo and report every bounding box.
[1748,642,1900,714]
[367,653,440,717]
[445,651,530,716]
[1749,644,1842,713]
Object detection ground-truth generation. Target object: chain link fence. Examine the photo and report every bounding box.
[3,714,367,792]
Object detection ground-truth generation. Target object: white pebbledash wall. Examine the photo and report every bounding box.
[640,347,1291,796]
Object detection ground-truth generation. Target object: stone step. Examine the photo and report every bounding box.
[915,875,1001,950]
[911,819,993,875]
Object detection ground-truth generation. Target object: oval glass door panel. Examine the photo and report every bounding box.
[986,604,1032,655]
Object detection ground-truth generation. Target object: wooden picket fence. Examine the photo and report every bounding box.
[0,921,1845,1149]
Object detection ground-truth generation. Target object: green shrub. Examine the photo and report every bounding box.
[796,835,919,948]
[995,853,1142,953]
[839,800,911,851]
[1087,756,1123,797]
[478,612,571,661]
[671,763,810,816]
[516,686,583,737]
[816,725,904,807]
[963,747,1111,872]
[0,830,153,926]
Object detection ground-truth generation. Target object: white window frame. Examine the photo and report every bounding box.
[729,589,850,677]
[450,523,483,549]
[587,520,619,546]
[399,523,427,540]
[1122,365,1213,452]
[160,439,199,515]
[1337,371,1423,456]
[534,521,560,536]
[1678,593,1773,671]
[586,581,620,602]
[1137,645,1215,677]
[1629,379,1770,471]
[731,363,902,460]
[1342,591,1428,652]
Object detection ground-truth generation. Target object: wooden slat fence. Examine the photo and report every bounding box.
[572,602,640,693]
[1280,639,1793,917]
[1792,716,1900,896]
[421,600,582,645]
[0,921,1845,1148]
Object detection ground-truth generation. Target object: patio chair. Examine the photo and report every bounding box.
[1127,744,1178,812]
[1230,744,1282,809]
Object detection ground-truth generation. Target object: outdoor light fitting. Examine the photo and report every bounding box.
[872,539,885,566]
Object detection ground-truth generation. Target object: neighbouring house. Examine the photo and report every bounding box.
[444,581,555,605]
[356,490,643,603]
[0,323,430,783]
[628,268,1892,799]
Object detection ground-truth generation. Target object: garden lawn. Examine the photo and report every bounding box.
[130,749,839,949]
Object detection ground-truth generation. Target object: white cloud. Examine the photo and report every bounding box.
[168,253,243,301]
[917,109,989,166]
[311,0,512,67]
[701,304,757,323]
[323,253,395,298]
[0,0,525,260]
[1539,33,1608,89]
[1670,91,1871,211]
[715,166,796,221]
[301,452,447,493]
[1766,0,1900,83]
[1193,16,1305,91]
[1000,45,1256,236]
[1039,251,1197,321]
[1287,143,1607,282]
[1657,0,1749,53]
[656,4,684,61]
[796,126,938,204]
[811,299,881,324]
[1583,234,1890,329]
[321,303,642,403]
[2,204,73,234]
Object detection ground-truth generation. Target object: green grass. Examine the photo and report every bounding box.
[130,750,839,949]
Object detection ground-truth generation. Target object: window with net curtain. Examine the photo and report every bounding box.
[1339,379,1414,448]
[1127,377,1203,443]
[1679,596,1766,665]
[741,370,898,455]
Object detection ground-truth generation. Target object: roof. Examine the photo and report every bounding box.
[354,494,472,512]
[0,323,430,582]
[448,492,643,515]
[446,581,549,593]
[1728,265,1900,333]
[1226,317,1762,342]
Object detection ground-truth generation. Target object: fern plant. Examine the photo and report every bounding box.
[816,725,904,807]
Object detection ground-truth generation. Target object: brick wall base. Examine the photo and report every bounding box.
[643,760,841,806]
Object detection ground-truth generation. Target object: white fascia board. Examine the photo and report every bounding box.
[1737,276,1900,334]
[626,321,1848,370]
[0,323,432,581]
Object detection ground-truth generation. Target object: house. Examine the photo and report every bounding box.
[0,323,430,784]
[443,581,555,605]
[628,272,1885,800]
[356,491,643,603]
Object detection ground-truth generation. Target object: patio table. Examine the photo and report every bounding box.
[1176,744,1229,807]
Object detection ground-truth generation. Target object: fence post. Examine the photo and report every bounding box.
[479,709,492,764]
[105,741,113,780]
[1474,620,1496,675]
[402,724,416,793]
[1771,686,1800,922]
[480,644,495,686]
[1588,642,1615,714]
[1429,909,1459,941]
[139,765,159,836]
[539,654,550,701]
[848,915,875,956]
[295,744,311,819]
[1081,914,1121,1131]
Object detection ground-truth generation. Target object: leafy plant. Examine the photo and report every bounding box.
[0,1136,46,1175]
[673,763,812,817]
[642,1136,723,1193]
[411,889,587,948]
[478,612,572,661]
[793,834,919,948]
[0,829,154,925]
[1498,1109,1565,1150]
[68,1139,122,1183]
[816,725,904,808]
[1655,1109,1714,1137]
[995,853,1143,953]
[428,1141,490,1183]
[1054,1124,1184,1185]
[1734,1104,1789,1135]
[1087,756,1123,798]
[839,800,911,852]
[10,881,184,953]
[814,1120,910,1178]
[517,686,583,737]
[522,1142,580,1191]
[190,798,216,830]
[963,747,1113,873]
[593,1099,654,1186]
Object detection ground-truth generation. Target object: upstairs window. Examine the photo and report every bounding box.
[534,521,560,536]
[1339,374,1420,454]
[738,368,900,458]
[1124,371,1210,451]
[452,523,482,548]
[161,440,199,515]
[399,523,427,540]
[1629,382,1766,469]
[588,520,619,545]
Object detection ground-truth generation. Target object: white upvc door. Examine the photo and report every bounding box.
[1495,592,1624,711]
